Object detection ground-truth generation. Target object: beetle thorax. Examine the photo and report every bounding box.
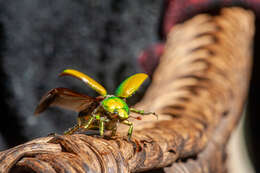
[101,96,129,119]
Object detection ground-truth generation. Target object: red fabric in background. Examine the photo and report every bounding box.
[139,0,260,75]
[164,0,260,36]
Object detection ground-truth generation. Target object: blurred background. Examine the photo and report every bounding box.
[0,0,259,172]
[0,0,164,148]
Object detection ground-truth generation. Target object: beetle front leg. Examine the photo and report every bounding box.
[130,108,158,119]
[122,120,133,140]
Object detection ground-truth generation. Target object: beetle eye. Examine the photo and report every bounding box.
[114,109,119,114]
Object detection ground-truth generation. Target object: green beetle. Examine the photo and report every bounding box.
[34,69,157,140]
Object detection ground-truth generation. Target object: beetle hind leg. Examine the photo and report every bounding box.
[63,116,90,135]
[64,124,80,135]
[81,116,95,130]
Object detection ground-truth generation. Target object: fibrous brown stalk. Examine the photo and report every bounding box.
[0,7,255,173]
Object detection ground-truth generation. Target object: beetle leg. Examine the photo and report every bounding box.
[111,124,118,137]
[64,116,88,135]
[99,117,105,137]
[80,106,101,131]
[130,108,158,119]
[82,116,95,129]
[64,124,80,135]
[122,120,133,140]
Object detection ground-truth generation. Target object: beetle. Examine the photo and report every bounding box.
[34,69,157,140]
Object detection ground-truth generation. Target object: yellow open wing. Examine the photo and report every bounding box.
[115,73,148,98]
[59,69,107,96]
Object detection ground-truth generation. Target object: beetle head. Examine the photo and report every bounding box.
[114,108,129,120]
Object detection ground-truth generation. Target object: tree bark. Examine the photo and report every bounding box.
[0,7,255,173]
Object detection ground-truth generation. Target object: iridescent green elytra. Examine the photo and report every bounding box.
[34,69,157,140]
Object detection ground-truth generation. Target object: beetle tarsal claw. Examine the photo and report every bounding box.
[47,132,59,137]
[143,111,158,119]
[151,112,158,120]
[153,113,158,120]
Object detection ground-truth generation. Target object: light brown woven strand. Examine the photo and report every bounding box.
[0,7,254,173]
[135,7,254,172]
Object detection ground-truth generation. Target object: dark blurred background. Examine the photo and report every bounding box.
[0,0,260,172]
[0,0,164,149]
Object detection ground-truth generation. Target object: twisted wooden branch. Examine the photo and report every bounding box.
[0,7,254,173]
